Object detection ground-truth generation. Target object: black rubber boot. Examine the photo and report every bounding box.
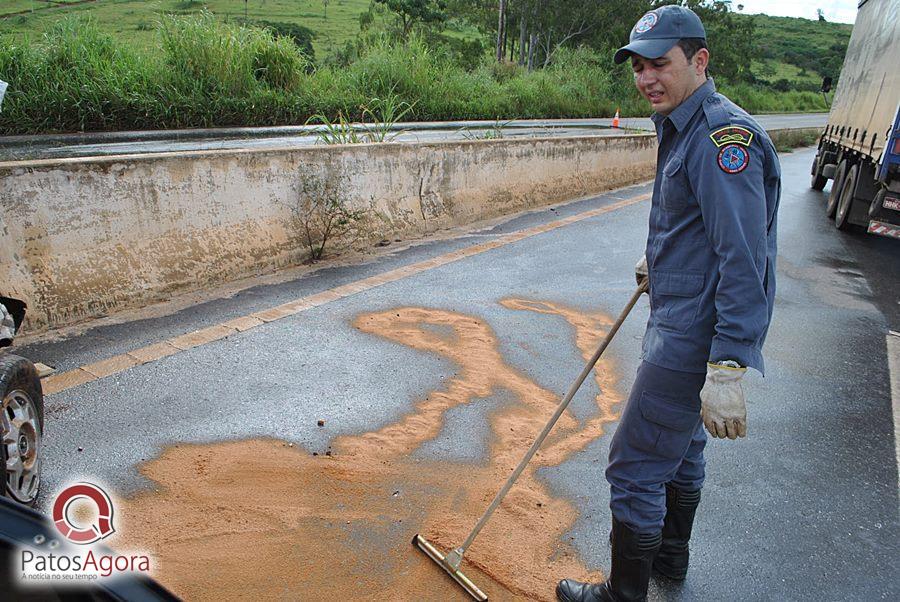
[556,518,661,602]
[653,484,701,581]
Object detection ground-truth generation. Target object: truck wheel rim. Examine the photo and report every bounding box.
[837,171,854,222]
[826,163,846,216]
[2,389,41,504]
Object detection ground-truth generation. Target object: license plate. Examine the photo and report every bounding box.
[884,196,900,212]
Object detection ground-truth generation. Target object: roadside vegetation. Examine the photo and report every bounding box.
[768,127,821,153]
[0,1,848,135]
[748,13,852,92]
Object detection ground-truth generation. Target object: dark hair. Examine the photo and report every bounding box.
[677,38,709,77]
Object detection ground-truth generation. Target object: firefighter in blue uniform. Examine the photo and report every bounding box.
[557,6,780,602]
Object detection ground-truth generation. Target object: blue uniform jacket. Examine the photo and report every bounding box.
[642,79,780,375]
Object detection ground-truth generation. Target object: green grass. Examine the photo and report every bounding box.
[0,16,829,135]
[1,1,852,84]
[744,13,852,88]
[752,59,821,86]
[0,8,838,135]
[0,0,373,56]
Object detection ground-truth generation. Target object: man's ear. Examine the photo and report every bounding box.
[694,48,710,76]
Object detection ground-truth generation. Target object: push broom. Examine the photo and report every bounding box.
[413,281,648,600]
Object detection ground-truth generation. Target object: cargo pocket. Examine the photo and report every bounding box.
[628,391,699,459]
[660,154,689,212]
[650,270,704,334]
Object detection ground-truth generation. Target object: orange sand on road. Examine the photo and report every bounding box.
[118,300,626,600]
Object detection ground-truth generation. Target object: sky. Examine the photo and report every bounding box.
[730,0,859,23]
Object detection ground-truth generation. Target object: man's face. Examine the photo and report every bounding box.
[630,45,708,115]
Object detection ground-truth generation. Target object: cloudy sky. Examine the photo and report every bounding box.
[732,0,859,23]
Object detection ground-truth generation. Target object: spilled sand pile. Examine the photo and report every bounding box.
[117,299,626,600]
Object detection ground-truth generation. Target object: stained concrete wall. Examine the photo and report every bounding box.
[0,134,657,331]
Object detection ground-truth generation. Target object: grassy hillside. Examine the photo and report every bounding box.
[0,0,372,56]
[0,4,844,134]
[2,2,854,85]
[742,13,852,91]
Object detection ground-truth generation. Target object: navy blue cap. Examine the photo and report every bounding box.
[614,5,707,65]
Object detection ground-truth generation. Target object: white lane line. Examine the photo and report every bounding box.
[888,332,900,493]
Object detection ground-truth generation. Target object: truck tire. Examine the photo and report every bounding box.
[869,188,886,218]
[826,159,848,218]
[835,164,859,231]
[811,154,828,191]
[0,354,43,507]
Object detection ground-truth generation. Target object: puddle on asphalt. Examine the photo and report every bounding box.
[117,299,625,600]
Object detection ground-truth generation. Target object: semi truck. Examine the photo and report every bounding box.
[810,0,900,238]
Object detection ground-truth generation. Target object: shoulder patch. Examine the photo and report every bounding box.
[717,144,749,174]
[709,126,754,148]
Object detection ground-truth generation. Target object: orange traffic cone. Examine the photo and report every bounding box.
[612,108,620,128]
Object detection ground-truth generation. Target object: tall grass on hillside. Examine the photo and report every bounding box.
[161,12,309,95]
[0,15,828,136]
[0,17,159,133]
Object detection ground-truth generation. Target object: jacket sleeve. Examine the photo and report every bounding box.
[688,130,770,373]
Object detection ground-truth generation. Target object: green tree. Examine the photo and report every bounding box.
[374,0,448,37]
[681,0,757,83]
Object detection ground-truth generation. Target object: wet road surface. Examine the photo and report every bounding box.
[13,146,899,600]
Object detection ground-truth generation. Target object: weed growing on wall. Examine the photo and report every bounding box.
[294,173,367,261]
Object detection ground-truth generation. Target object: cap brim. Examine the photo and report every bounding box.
[613,38,679,65]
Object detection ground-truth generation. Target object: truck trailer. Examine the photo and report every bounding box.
[810,0,900,238]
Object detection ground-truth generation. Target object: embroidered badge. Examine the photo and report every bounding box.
[709,126,754,148]
[718,144,749,174]
[634,12,658,34]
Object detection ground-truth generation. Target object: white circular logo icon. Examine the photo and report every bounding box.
[634,12,659,34]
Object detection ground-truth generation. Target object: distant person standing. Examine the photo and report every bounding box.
[557,6,781,602]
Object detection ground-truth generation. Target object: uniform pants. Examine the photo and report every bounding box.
[606,361,707,535]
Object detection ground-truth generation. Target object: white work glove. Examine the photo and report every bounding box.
[635,254,648,291]
[700,362,747,440]
[0,302,15,346]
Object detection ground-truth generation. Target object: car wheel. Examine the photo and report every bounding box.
[826,159,848,218]
[810,154,827,191]
[0,355,43,507]
[835,164,858,231]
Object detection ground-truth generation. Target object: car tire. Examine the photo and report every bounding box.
[826,159,848,218]
[811,154,827,191]
[835,164,859,231]
[0,354,43,507]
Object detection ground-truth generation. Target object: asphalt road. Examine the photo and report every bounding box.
[0,114,828,161]
[14,145,899,600]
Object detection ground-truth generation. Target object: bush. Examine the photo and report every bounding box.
[161,12,308,96]
[0,16,159,132]
[251,35,308,91]
[719,82,828,114]
[247,20,316,63]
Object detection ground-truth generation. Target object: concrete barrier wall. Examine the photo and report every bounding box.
[0,134,657,331]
